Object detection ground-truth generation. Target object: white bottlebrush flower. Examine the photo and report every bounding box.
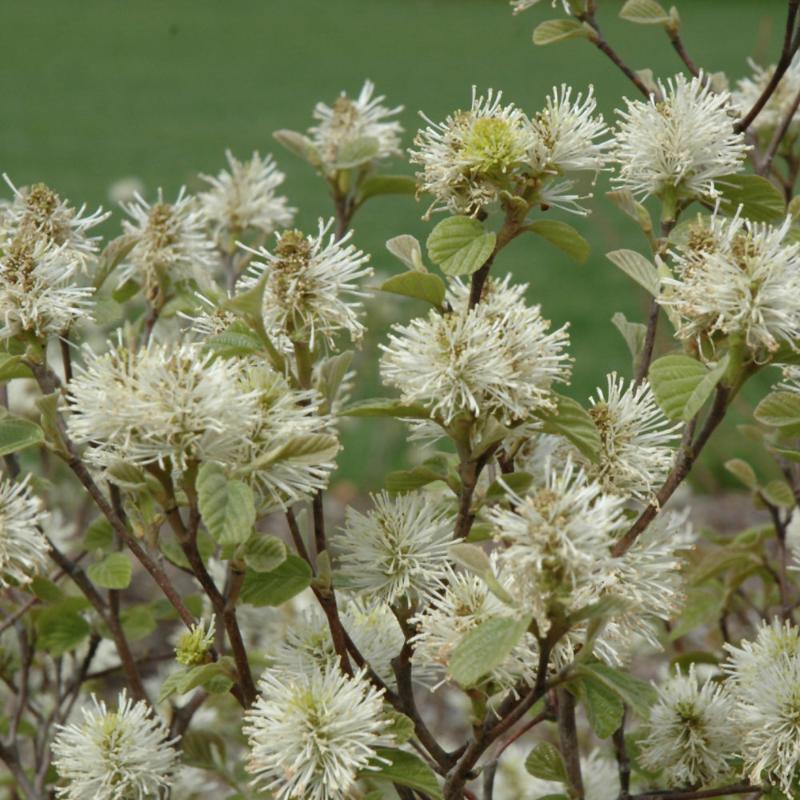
[242,219,372,350]
[725,621,800,793]
[732,55,800,137]
[119,188,216,294]
[593,509,690,665]
[613,73,747,201]
[67,337,260,473]
[0,232,92,341]
[659,210,800,356]
[198,150,295,248]
[309,79,404,171]
[1,176,108,271]
[51,690,179,800]
[0,474,49,589]
[380,276,571,427]
[510,0,572,14]
[640,667,738,788]
[271,598,404,687]
[228,364,338,509]
[411,87,537,216]
[410,564,538,691]
[530,84,611,175]
[243,664,394,800]
[488,459,626,635]
[333,491,453,604]
[584,373,679,502]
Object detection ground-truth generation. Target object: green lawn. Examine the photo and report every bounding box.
[0,0,787,488]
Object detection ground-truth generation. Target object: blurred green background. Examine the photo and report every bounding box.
[0,0,787,490]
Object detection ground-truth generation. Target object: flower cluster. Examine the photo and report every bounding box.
[0,475,49,589]
[411,85,609,217]
[733,54,800,139]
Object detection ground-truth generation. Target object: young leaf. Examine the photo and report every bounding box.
[0,414,44,457]
[359,174,416,202]
[83,517,115,551]
[273,129,320,166]
[724,459,758,490]
[240,555,312,606]
[525,741,568,782]
[754,391,800,428]
[243,535,287,573]
[37,606,91,656]
[575,674,625,738]
[533,18,590,45]
[87,553,133,590]
[648,354,728,422]
[333,136,380,169]
[380,271,445,307]
[197,463,256,546]
[341,398,430,419]
[0,353,33,382]
[534,393,602,463]
[386,234,425,272]
[426,215,496,277]
[619,0,670,24]
[606,249,659,296]
[575,662,657,719]
[528,220,590,263]
[715,174,785,223]
[369,748,443,799]
[606,189,652,234]
[448,616,530,686]
[611,312,646,363]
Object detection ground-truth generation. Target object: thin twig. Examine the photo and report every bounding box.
[758,83,800,174]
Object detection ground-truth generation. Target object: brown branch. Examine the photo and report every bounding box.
[666,28,700,77]
[557,688,584,799]
[758,84,800,175]
[612,386,728,557]
[631,785,758,800]
[735,0,800,133]
[613,710,631,800]
[635,298,660,386]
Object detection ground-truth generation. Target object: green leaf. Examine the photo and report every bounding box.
[37,605,90,656]
[426,215,496,277]
[0,414,44,456]
[359,174,417,202]
[575,674,625,739]
[386,235,425,271]
[486,471,534,500]
[754,391,800,428]
[369,748,443,799]
[380,271,445,306]
[240,555,312,606]
[273,129,320,165]
[449,616,530,686]
[206,325,263,358]
[197,463,256,546]
[716,174,785,223]
[0,353,32,381]
[120,605,157,641]
[316,351,354,414]
[724,459,758,490]
[384,710,415,744]
[30,576,64,604]
[181,729,228,769]
[334,136,379,169]
[648,354,728,422]
[606,189,653,235]
[606,249,659,296]
[385,464,448,493]
[575,662,657,719]
[670,583,726,640]
[248,433,340,471]
[528,220,589,264]
[243,535,287,573]
[763,479,796,508]
[182,661,236,695]
[619,0,670,24]
[525,742,567,782]
[611,312,646,363]
[533,18,590,45]
[83,517,115,551]
[87,553,133,590]
[341,398,430,419]
[535,393,602,463]
[93,234,137,290]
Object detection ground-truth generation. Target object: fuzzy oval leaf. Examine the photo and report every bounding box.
[611,312,646,363]
[648,354,727,422]
[533,18,590,45]
[83,517,115,551]
[381,271,445,306]
[754,391,800,428]
[525,742,568,782]
[87,553,133,590]
[607,189,653,234]
[763,479,796,509]
[716,174,785,223]
[576,674,625,738]
[0,415,44,456]
[386,234,425,271]
[535,393,602,463]
[240,555,312,606]
[529,220,589,263]
[38,606,91,656]
[449,616,530,687]
[197,463,256,546]
[334,136,380,169]
[606,249,659,296]
[426,216,496,276]
[341,397,430,419]
[0,353,33,382]
[243,535,287,573]
[369,748,443,799]
[575,662,657,719]
[359,174,417,202]
[273,129,320,165]
[724,459,758,490]
[619,0,670,24]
